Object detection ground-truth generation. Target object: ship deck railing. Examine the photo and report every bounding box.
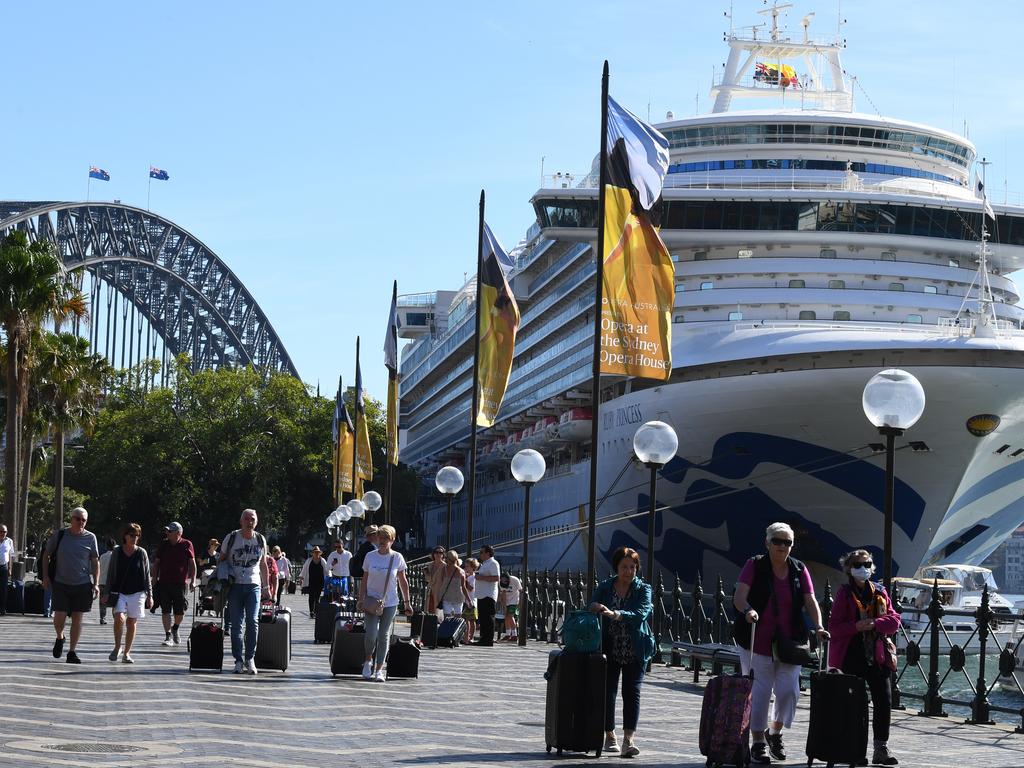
[731,317,1024,338]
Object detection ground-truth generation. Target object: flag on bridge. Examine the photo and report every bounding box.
[598,95,673,381]
[475,222,520,427]
[89,166,110,181]
[150,167,170,181]
[384,280,400,466]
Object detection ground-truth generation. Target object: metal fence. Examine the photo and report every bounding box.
[407,565,1024,734]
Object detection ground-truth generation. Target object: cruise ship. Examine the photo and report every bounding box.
[397,7,1024,587]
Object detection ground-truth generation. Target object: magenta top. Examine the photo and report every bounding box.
[827,582,901,669]
[738,557,814,656]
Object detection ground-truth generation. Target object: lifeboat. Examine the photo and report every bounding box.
[555,408,592,442]
[518,423,535,449]
[500,430,522,457]
[533,415,558,447]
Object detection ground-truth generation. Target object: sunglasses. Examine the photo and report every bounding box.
[770,537,793,547]
[851,561,874,569]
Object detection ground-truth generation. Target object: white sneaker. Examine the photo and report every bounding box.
[233,660,243,673]
[373,668,386,682]
[246,659,258,675]
[162,636,174,647]
[362,661,373,680]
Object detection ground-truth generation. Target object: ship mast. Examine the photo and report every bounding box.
[954,158,1000,337]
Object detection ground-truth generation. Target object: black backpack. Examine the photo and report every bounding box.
[46,528,67,581]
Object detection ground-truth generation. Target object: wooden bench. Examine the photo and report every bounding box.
[670,641,743,682]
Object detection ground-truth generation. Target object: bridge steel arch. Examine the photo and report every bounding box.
[0,201,298,377]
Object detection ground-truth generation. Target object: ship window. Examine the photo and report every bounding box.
[949,259,960,267]
[798,310,816,320]
[924,285,937,294]
[695,251,708,261]
[737,248,753,258]
[674,315,685,323]
[671,253,682,262]
[881,251,896,261]
[906,314,923,323]
[728,311,743,321]
[820,248,836,259]
[700,282,714,290]
[788,279,805,288]
[828,279,846,289]
[833,311,851,321]
[405,312,429,326]
[889,283,905,291]
[675,283,686,293]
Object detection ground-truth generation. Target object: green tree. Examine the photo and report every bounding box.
[0,232,86,549]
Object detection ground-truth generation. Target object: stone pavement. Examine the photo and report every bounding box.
[1,592,1022,767]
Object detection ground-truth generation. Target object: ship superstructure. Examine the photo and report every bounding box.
[398,6,1024,584]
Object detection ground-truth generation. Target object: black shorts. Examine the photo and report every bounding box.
[52,582,94,614]
[159,583,188,615]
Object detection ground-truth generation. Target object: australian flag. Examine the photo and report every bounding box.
[149,166,169,181]
[88,166,110,181]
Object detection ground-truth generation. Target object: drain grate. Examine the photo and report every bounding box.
[43,744,145,754]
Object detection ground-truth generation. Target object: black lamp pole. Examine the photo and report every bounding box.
[518,481,534,647]
[879,426,902,593]
[445,494,454,551]
[645,462,661,585]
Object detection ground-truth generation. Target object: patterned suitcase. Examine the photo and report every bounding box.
[699,672,753,767]
[255,605,291,671]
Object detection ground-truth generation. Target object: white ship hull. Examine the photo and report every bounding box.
[428,343,1024,588]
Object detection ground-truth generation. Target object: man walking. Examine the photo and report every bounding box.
[153,522,196,647]
[219,509,270,674]
[326,539,352,596]
[475,544,500,646]
[0,524,12,616]
[40,507,100,663]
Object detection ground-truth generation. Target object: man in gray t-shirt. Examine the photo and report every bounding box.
[41,507,100,664]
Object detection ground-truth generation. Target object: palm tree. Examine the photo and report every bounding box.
[37,332,109,528]
[0,232,86,549]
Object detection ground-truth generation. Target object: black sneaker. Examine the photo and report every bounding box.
[171,625,180,645]
[872,746,899,766]
[751,742,771,764]
[52,636,65,659]
[66,650,81,664]
[766,732,786,761]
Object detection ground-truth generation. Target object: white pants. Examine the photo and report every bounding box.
[740,649,801,732]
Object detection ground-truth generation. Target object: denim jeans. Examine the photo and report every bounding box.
[605,658,645,731]
[364,606,398,667]
[228,583,260,663]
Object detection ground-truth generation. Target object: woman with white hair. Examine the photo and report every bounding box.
[733,522,829,764]
[827,550,901,766]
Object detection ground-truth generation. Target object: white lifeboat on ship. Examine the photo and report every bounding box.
[555,408,592,442]
[518,424,536,449]
[500,431,522,457]
[533,416,558,447]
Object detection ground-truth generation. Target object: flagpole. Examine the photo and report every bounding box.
[385,280,397,526]
[585,61,610,600]
[87,174,91,202]
[351,336,361,546]
[466,189,486,559]
[147,166,152,211]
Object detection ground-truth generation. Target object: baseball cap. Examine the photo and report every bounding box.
[165,522,183,533]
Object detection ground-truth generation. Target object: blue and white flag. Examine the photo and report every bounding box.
[482,222,515,274]
[150,166,170,181]
[89,166,110,181]
[606,96,669,213]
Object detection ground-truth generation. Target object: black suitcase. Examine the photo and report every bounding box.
[330,619,366,676]
[806,670,869,767]
[388,637,421,678]
[188,622,225,671]
[23,581,44,614]
[315,601,341,643]
[436,616,467,647]
[545,650,606,757]
[255,605,291,671]
[413,613,439,648]
[6,580,24,614]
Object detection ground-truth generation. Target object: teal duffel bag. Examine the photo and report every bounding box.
[561,610,601,653]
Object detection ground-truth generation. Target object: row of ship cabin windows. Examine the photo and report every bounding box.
[675,310,925,323]
[674,249,966,267]
[679,280,940,292]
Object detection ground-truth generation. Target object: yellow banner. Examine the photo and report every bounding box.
[599,184,673,380]
[356,413,373,482]
[476,253,520,427]
[386,374,399,466]
[337,426,354,495]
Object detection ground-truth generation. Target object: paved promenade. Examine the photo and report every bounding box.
[1,592,1021,767]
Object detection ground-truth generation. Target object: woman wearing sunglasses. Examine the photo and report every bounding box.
[827,550,901,766]
[105,523,153,664]
[733,522,829,764]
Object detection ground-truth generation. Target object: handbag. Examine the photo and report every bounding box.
[875,635,897,671]
[561,609,602,653]
[769,576,815,666]
[365,554,395,617]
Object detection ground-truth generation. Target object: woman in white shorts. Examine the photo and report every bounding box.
[105,523,154,663]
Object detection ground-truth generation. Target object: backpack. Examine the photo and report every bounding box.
[216,530,267,584]
[561,609,602,653]
[47,528,67,581]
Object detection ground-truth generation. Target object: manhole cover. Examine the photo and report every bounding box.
[43,744,145,754]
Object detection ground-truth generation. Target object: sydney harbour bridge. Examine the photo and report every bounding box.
[0,202,297,381]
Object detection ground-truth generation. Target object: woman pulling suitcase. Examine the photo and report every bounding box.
[827,550,901,766]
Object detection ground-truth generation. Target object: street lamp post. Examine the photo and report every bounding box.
[435,466,464,550]
[332,504,352,547]
[511,448,546,647]
[347,499,366,547]
[362,491,382,522]
[862,369,926,592]
[632,421,679,585]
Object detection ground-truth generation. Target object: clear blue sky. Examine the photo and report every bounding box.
[2,1,1022,400]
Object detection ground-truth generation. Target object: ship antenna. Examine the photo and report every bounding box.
[954,157,1000,337]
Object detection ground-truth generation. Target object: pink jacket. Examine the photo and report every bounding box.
[827,582,901,669]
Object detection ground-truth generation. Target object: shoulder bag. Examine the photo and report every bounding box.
[770,572,816,666]
[46,528,67,581]
[107,548,136,608]
[365,554,396,617]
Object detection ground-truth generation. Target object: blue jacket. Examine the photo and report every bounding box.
[592,576,656,665]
